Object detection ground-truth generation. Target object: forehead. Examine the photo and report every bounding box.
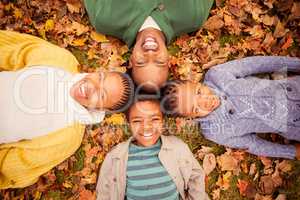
[129,101,162,118]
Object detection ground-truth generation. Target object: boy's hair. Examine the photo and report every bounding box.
[110,72,135,112]
[126,95,161,120]
[161,80,187,116]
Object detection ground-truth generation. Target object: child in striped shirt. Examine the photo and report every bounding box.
[96,99,209,200]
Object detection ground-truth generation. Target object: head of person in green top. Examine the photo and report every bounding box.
[129,28,169,93]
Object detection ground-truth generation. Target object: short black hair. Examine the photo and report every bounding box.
[125,95,161,120]
[161,80,187,116]
[110,72,135,112]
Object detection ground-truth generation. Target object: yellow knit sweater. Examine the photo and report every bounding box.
[0,31,85,189]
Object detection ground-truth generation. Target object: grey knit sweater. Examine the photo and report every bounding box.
[197,56,300,159]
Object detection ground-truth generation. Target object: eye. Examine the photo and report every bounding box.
[197,88,202,95]
[152,117,161,122]
[131,119,142,123]
[135,60,145,67]
[155,60,166,66]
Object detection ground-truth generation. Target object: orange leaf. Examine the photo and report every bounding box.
[237,179,249,196]
[281,35,293,50]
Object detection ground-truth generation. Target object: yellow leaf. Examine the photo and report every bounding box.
[13,8,22,19]
[104,113,126,125]
[45,19,54,31]
[91,31,109,43]
[72,37,87,46]
[33,191,42,200]
[4,3,13,11]
[63,181,73,188]
[38,28,47,40]
[87,48,96,60]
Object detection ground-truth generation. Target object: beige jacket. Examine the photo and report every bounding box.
[96,135,210,200]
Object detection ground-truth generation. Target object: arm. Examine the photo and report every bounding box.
[215,133,296,160]
[206,56,300,82]
[0,31,79,73]
[96,153,113,200]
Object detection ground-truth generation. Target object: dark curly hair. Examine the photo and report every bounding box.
[161,80,187,116]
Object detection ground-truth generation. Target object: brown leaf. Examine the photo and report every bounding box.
[290,2,300,19]
[273,21,288,38]
[275,194,287,200]
[203,15,224,31]
[203,153,216,175]
[202,58,227,69]
[259,176,275,195]
[262,15,276,26]
[217,154,239,171]
[271,169,283,187]
[66,21,89,36]
[277,160,292,173]
[66,2,81,13]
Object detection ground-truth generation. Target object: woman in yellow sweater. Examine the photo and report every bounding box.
[0,31,134,189]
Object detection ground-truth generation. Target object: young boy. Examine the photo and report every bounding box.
[163,56,300,160]
[0,31,134,189]
[96,99,209,200]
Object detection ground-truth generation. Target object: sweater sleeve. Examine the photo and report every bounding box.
[213,133,296,159]
[206,56,300,84]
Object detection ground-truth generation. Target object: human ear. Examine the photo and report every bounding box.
[128,56,133,69]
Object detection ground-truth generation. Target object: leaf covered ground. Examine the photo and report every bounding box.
[1,0,300,199]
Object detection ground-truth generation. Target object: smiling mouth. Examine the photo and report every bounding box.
[142,37,158,50]
[79,82,88,98]
[140,132,154,139]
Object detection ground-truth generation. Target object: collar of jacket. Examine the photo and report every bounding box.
[111,135,173,159]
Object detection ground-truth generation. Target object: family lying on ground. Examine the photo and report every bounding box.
[0,0,299,199]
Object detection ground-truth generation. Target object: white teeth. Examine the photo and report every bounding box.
[80,83,86,97]
[145,37,155,42]
[143,132,153,137]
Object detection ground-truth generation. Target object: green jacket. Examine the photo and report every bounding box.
[84,0,214,47]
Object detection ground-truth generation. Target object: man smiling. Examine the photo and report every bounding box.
[84,0,214,92]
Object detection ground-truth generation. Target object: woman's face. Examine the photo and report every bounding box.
[175,82,220,118]
[70,72,126,110]
[128,100,164,147]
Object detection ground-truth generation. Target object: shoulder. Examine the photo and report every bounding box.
[163,135,191,153]
[103,139,130,159]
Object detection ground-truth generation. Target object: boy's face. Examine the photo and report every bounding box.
[128,100,164,147]
[130,28,169,92]
[70,72,126,110]
[175,82,220,118]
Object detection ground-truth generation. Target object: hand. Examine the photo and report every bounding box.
[296,144,300,160]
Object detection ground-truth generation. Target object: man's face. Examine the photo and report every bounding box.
[175,82,220,118]
[128,100,164,147]
[130,29,169,92]
[70,72,126,110]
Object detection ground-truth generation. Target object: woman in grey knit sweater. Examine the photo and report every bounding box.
[163,56,300,160]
